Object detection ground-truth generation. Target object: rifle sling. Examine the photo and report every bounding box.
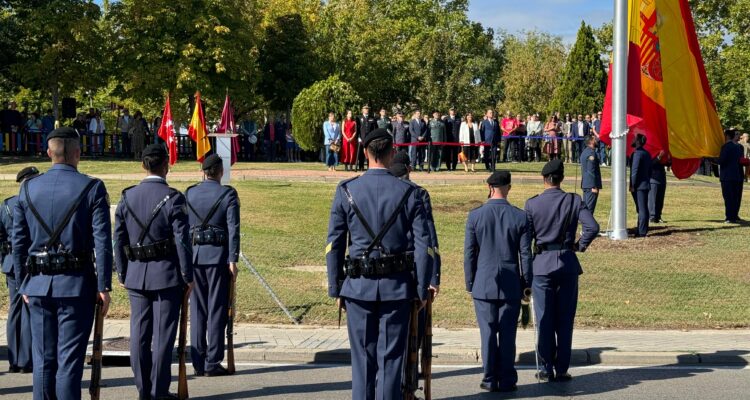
[24,179,98,249]
[186,187,233,229]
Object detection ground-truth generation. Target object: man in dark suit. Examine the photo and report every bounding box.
[580,135,602,214]
[326,129,432,400]
[630,134,653,237]
[443,108,461,171]
[570,115,590,162]
[465,170,532,393]
[13,128,113,399]
[525,160,599,382]
[2,166,39,374]
[275,115,288,161]
[263,116,277,162]
[185,154,240,377]
[356,106,377,171]
[114,144,193,400]
[409,110,428,171]
[392,111,410,152]
[649,151,670,223]
[480,109,500,171]
[717,129,745,223]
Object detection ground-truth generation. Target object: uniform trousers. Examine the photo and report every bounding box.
[128,286,182,399]
[648,182,666,221]
[721,180,744,221]
[28,295,95,400]
[430,145,442,171]
[5,273,32,370]
[532,272,578,377]
[632,189,650,236]
[473,299,520,388]
[344,298,411,400]
[443,144,458,170]
[582,189,599,215]
[190,264,230,373]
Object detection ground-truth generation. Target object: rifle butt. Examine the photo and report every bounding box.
[178,289,189,399]
[226,279,236,375]
[89,300,104,400]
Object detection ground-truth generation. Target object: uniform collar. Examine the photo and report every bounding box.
[49,163,78,172]
[143,175,167,184]
[487,198,509,205]
[543,187,564,194]
[365,168,390,176]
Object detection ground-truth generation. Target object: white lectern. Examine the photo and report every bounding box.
[208,133,238,185]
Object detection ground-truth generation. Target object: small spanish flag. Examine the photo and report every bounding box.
[188,91,211,163]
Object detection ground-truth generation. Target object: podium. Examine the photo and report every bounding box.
[208,133,239,185]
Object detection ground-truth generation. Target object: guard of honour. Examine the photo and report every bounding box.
[1,126,602,399]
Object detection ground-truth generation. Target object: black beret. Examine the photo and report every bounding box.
[389,162,409,178]
[142,144,168,159]
[47,127,79,141]
[487,170,511,187]
[632,134,647,148]
[16,166,39,183]
[392,151,411,166]
[362,128,393,148]
[541,159,565,177]
[202,154,223,170]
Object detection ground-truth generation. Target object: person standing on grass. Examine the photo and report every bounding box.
[716,129,745,223]
[460,113,481,173]
[429,110,445,172]
[630,134,652,237]
[525,159,599,383]
[323,112,341,172]
[464,170,532,393]
[649,151,671,224]
[580,135,602,214]
[341,110,357,172]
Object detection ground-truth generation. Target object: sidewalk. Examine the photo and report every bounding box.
[2,320,748,366]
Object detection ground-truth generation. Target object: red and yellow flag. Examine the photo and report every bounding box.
[188,91,211,163]
[601,0,724,179]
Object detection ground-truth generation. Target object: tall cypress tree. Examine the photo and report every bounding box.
[551,22,607,115]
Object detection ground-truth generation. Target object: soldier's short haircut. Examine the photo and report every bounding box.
[367,137,393,163]
[544,173,564,186]
[584,134,596,145]
[48,138,80,164]
[205,163,223,179]
[143,153,168,172]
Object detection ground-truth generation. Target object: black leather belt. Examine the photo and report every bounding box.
[192,227,228,246]
[27,251,93,275]
[534,243,576,255]
[344,252,414,277]
[124,238,175,262]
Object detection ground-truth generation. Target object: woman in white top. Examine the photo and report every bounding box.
[459,113,481,173]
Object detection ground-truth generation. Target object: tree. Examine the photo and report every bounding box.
[593,21,613,62]
[498,31,566,116]
[291,75,361,150]
[550,22,607,115]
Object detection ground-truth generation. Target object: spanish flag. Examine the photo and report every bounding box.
[601,0,724,179]
[188,91,211,163]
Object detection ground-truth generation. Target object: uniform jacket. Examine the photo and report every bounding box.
[405,186,441,287]
[443,115,461,142]
[376,117,392,131]
[464,199,532,300]
[13,164,112,297]
[479,119,499,145]
[409,118,427,143]
[1,196,17,274]
[357,115,377,142]
[185,180,240,266]
[718,142,744,182]
[630,147,653,191]
[392,120,410,145]
[429,118,446,143]
[580,147,602,189]
[524,188,599,276]
[651,159,668,185]
[326,169,432,302]
[114,177,193,291]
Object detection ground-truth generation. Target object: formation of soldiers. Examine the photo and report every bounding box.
[1,128,240,400]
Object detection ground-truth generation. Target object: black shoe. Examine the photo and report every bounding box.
[554,372,573,382]
[535,371,553,382]
[194,368,205,377]
[20,366,32,374]
[498,384,518,393]
[8,366,21,373]
[479,382,499,392]
[154,394,179,400]
[205,365,232,377]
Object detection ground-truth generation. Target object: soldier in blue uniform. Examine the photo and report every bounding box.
[649,151,670,224]
[114,144,193,400]
[630,134,653,237]
[579,135,602,214]
[185,154,240,377]
[2,166,38,373]
[326,128,433,400]
[12,127,113,400]
[464,171,532,392]
[525,159,599,382]
[717,129,745,223]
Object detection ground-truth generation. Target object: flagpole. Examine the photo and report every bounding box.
[610,0,629,241]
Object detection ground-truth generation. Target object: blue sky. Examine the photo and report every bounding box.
[467,0,613,43]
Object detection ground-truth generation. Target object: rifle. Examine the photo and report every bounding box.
[354,137,361,172]
[89,299,104,400]
[402,301,420,400]
[420,296,433,400]
[226,277,236,375]
[177,288,189,400]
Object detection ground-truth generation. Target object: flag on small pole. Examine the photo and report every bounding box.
[157,94,178,165]
[188,91,211,163]
[217,93,239,165]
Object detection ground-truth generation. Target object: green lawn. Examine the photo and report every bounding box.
[0,160,747,329]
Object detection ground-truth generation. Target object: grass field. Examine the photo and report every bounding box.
[0,158,748,329]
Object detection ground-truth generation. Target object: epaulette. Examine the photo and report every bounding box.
[338,176,360,187]
[121,185,137,195]
[3,196,14,204]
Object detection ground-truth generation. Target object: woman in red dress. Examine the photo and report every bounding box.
[341,110,357,171]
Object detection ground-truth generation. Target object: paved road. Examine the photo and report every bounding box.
[1,363,747,399]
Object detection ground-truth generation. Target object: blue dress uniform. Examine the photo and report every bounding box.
[464,171,532,392]
[185,155,241,376]
[579,144,602,214]
[12,128,113,400]
[2,167,38,373]
[630,136,653,237]
[718,136,745,222]
[114,144,193,400]
[525,160,599,381]
[326,129,432,400]
[649,155,668,223]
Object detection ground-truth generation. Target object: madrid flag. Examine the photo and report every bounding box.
[188,91,211,163]
[157,95,178,165]
[600,0,724,179]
